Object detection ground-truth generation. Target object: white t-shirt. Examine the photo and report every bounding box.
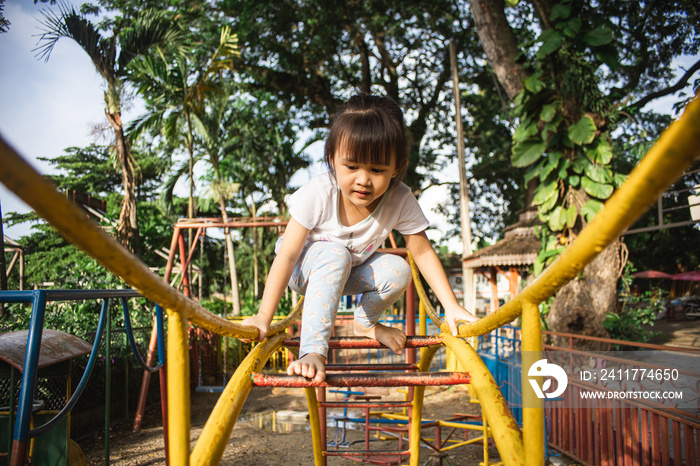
[285,173,430,265]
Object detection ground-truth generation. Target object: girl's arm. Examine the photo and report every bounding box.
[242,218,310,341]
[404,231,478,335]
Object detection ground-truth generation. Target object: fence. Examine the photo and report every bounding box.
[474,326,700,465]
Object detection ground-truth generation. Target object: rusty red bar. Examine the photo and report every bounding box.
[660,415,670,466]
[544,329,700,353]
[672,420,682,466]
[251,371,470,388]
[623,406,631,464]
[631,406,640,465]
[651,412,661,465]
[323,450,410,457]
[683,424,696,466]
[284,335,443,349]
[640,409,649,466]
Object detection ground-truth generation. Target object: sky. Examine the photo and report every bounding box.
[0,0,696,250]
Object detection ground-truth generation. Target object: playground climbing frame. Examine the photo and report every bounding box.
[0,96,698,465]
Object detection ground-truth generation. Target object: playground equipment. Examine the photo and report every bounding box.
[0,96,698,465]
[0,289,164,466]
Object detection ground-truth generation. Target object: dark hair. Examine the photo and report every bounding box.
[324,94,410,185]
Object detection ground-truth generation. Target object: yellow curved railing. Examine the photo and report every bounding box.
[0,96,698,466]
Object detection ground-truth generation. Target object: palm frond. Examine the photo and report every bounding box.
[34,0,110,77]
[159,158,190,214]
[117,9,184,73]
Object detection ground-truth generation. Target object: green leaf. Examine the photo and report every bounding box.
[532,180,558,206]
[548,205,566,231]
[560,18,582,37]
[580,199,604,222]
[541,119,561,142]
[583,25,613,46]
[557,158,571,178]
[524,74,546,93]
[594,45,620,70]
[613,173,628,188]
[571,156,590,174]
[550,3,571,20]
[584,163,612,184]
[568,174,580,187]
[565,205,577,228]
[585,139,613,164]
[537,30,565,57]
[512,139,546,167]
[568,115,597,145]
[524,164,541,183]
[581,176,613,199]
[540,103,558,122]
[513,121,538,143]
[540,190,559,213]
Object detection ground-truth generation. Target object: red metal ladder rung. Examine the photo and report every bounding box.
[251,371,470,388]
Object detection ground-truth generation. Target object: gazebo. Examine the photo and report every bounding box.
[463,209,541,313]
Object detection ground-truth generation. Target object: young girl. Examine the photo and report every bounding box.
[242,94,477,383]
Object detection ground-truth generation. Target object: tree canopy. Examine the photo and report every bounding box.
[2,0,698,332]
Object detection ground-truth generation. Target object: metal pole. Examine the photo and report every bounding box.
[11,290,46,466]
[104,298,111,466]
[450,40,475,312]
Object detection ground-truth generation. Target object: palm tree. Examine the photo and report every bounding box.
[129,28,242,311]
[35,1,181,254]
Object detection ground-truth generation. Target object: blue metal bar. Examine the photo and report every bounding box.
[121,298,163,373]
[155,304,165,366]
[12,290,47,463]
[0,289,140,304]
[29,298,110,436]
[105,298,111,466]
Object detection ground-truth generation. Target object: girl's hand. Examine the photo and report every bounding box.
[443,304,478,336]
[240,313,271,343]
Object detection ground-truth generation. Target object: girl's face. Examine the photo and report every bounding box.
[332,149,397,213]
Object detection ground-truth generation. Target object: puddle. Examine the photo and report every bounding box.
[238,409,367,433]
[239,410,310,433]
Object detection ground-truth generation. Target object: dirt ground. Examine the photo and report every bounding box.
[77,384,503,466]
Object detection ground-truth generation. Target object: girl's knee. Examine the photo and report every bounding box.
[311,242,353,280]
[387,256,413,292]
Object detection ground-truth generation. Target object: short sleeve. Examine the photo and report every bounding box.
[393,185,430,235]
[288,176,332,230]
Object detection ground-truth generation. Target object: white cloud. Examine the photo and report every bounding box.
[0,1,106,237]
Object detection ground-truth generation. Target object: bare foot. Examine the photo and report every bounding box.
[287,353,326,383]
[353,320,406,355]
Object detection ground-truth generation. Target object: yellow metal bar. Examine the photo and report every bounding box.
[304,387,325,466]
[167,308,192,466]
[521,301,544,465]
[409,343,442,466]
[0,135,300,341]
[441,333,524,466]
[190,332,287,465]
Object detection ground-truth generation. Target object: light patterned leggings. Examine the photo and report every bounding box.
[288,241,412,358]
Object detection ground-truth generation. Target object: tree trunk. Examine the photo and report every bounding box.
[548,239,621,350]
[468,0,528,99]
[106,110,141,256]
[219,197,241,315]
[466,0,620,339]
